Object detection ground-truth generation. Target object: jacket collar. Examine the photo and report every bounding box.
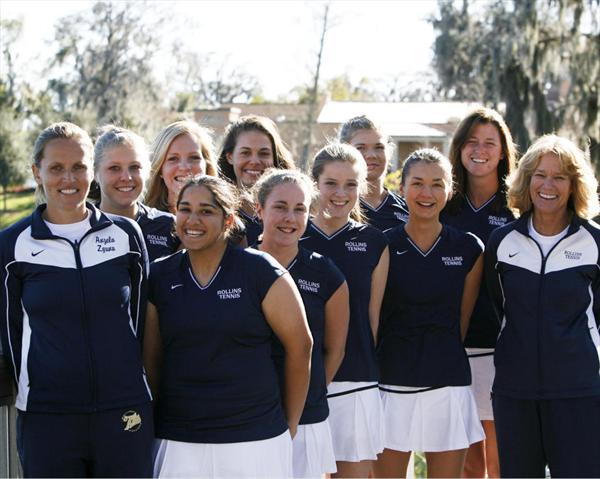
[31,202,113,240]
[514,209,583,237]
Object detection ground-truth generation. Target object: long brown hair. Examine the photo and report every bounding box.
[445,107,517,214]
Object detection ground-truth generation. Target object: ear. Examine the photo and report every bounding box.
[226,152,233,166]
[224,214,235,228]
[255,203,264,221]
[32,164,42,185]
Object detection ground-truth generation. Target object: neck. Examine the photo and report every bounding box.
[363,178,386,208]
[314,212,349,235]
[259,238,298,268]
[404,216,442,244]
[44,203,88,225]
[532,209,571,236]
[466,175,499,208]
[100,198,138,219]
[188,238,228,283]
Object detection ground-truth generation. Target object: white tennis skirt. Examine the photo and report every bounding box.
[380,385,485,452]
[467,348,495,421]
[153,430,293,478]
[327,381,384,462]
[292,419,337,477]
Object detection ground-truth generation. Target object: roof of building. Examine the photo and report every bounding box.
[317,101,482,125]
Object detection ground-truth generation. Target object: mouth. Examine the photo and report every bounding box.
[276,226,297,234]
[330,200,348,207]
[174,175,193,184]
[243,168,263,178]
[59,188,78,195]
[471,158,487,164]
[538,192,558,200]
[116,186,136,193]
[184,229,205,237]
[416,201,435,208]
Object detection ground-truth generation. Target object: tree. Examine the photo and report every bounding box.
[430,0,600,164]
[169,49,262,108]
[0,20,28,209]
[46,1,164,132]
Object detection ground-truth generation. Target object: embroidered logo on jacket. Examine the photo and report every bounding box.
[564,250,582,260]
[96,235,116,253]
[122,411,142,432]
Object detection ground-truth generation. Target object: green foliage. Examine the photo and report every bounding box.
[385,169,402,194]
[0,190,35,229]
[430,0,600,164]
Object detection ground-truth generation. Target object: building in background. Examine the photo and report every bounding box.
[194,100,482,171]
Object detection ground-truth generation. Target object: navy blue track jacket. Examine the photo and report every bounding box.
[0,202,151,413]
[486,212,600,399]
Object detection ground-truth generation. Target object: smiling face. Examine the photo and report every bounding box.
[529,152,572,218]
[316,160,360,223]
[161,133,207,207]
[257,182,310,248]
[32,138,93,222]
[460,122,503,181]
[349,128,388,182]
[95,145,145,212]
[401,161,452,221]
[227,130,274,188]
[175,184,229,252]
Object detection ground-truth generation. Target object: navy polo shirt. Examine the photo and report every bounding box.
[360,190,409,231]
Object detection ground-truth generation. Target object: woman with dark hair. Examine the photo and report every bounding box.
[441,107,517,478]
[144,175,312,478]
[217,115,295,244]
[0,122,153,477]
[486,135,600,478]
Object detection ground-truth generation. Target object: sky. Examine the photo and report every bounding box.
[0,0,439,99]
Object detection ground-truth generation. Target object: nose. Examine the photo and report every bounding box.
[120,169,132,181]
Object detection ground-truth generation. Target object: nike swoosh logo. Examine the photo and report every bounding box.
[171,284,183,290]
[31,250,45,257]
[508,252,519,258]
[396,250,408,255]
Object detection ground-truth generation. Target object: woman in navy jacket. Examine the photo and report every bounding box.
[486,134,600,478]
[0,122,153,477]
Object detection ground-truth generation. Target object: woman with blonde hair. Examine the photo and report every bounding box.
[93,125,179,260]
[146,120,218,213]
[486,134,600,477]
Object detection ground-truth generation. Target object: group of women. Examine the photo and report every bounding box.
[0,107,599,479]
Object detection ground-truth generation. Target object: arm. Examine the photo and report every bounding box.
[323,281,350,384]
[262,273,313,438]
[460,254,484,342]
[369,246,390,344]
[143,301,162,400]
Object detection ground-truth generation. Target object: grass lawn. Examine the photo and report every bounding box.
[0,189,36,230]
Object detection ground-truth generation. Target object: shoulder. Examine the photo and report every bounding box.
[150,249,185,274]
[105,212,144,238]
[238,245,286,273]
[0,214,34,259]
[138,203,175,223]
[299,247,345,280]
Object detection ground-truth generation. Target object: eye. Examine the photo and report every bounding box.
[199,208,214,215]
[376,145,385,150]
[325,180,336,186]
[167,156,179,162]
[533,172,545,178]
[108,165,120,172]
[295,206,307,213]
[130,164,142,171]
[274,204,286,210]
[188,155,202,162]
[355,145,365,151]
[50,165,62,172]
[178,206,191,213]
[74,163,88,171]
